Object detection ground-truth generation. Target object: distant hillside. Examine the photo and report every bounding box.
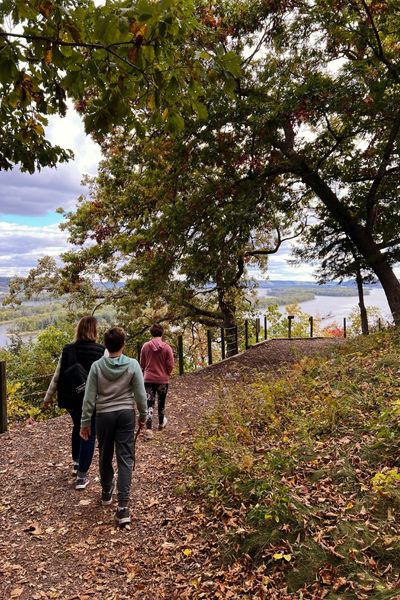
[0,275,382,298]
[255,279,381,289]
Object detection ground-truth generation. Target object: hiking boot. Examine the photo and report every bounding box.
[72,461,79,476]
[115,506,131,526]
[75,476,89,490]
[101,480,115,506]
[144,429,153,440]
[158,416,168,431]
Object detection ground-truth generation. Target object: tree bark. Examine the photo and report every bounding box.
[296,164,400,324]
[355,268,369,335]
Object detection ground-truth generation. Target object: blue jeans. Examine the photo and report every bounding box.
[68,408,96,475]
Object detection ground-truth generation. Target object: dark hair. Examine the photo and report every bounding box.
[75,316,98,342]
[150,323,164,337]
[104,327,125,353]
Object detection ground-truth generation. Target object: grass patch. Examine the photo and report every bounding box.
[183,329,400,597]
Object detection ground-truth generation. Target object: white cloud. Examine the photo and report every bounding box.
[0,221,69,276]
[0,103,101,217]
[46,104,101,176]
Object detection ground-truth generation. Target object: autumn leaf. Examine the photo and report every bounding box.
[44,48,53,64]
[24,521,43,537]
[283,554,292,562]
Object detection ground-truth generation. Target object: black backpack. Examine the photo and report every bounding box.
[57,345,88,409]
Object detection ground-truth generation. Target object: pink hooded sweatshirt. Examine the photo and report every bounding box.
[140,337,174,384]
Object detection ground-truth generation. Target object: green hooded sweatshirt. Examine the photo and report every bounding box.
[81,355,147,428]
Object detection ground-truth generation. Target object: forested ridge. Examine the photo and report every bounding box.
[1,332,400,599]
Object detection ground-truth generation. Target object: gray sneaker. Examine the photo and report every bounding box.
[75,476,89,490]
[115,506,130,526]
[101,480,115,506]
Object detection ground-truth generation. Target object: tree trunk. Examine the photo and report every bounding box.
[218,289,237,358]
[355,268,369,335]
[298,166,400,324]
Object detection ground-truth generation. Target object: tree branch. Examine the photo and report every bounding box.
[359,0,400,83]
[366,115,400,231]
[245,222,306,257]
[0,31,145,74]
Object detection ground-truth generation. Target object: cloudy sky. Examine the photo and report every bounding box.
[0,106,315,281]
[0,107,101,277]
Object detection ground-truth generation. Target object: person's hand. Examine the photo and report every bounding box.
[138,419,146,431]
[80,426,90,441]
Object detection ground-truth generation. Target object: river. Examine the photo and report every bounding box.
[0,323,37,348]
[257,287,391,325]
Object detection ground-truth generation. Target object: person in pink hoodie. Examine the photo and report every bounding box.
[140,323,175,440]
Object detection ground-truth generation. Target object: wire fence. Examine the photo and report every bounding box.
[0,313,388,433]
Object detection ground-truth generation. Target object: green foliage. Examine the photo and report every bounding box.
[0,300,63,322]
[6,380,43,422]
[253,303,321,339]
[0,324,73,422]
[347,305,384,336]
[371,469,400,500]
[0,0,241,171]
[184,328,400,595]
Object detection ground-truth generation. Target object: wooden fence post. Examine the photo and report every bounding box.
[288,315,294,339]
[255,318,260,343]
[309,316,314,338]
[343,318,347,338]
[264,316,267,340]
[245,320,249,350]
[221,328,225,360]
[178,335,184,375]
[0,361,7,434]
[234,325,238,355]
[207,330,213,365]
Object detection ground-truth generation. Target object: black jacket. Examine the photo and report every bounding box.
[57,340,104,409]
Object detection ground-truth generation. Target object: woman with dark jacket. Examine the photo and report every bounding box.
[44,316,104,490]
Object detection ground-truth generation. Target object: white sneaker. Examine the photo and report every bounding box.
[158,417,167,431]
[144,429,153,440]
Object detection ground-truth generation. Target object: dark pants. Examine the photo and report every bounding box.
[68,408,96,474]
[145,383,168,430]
[96,410,135,507]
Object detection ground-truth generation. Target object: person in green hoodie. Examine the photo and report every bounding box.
[80,327,147,526]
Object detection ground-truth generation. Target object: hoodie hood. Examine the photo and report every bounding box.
[149,337,164,351]
[98,355,131,381]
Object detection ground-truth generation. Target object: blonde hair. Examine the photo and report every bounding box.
[75,316,98,342]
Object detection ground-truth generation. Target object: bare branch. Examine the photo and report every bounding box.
[0,31,145,75]
[245,221,307,257]
[366,115,400,231]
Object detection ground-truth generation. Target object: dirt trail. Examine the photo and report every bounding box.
[0,338,344,600]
